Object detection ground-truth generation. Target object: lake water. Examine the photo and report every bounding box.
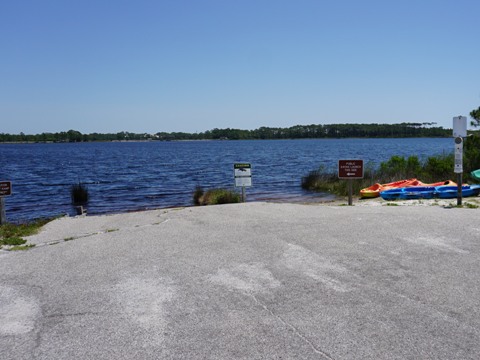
[0,138,453,222]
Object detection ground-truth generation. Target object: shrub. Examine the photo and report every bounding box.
[379,155,423,181]
[422,154,454,182]
[193,187,241,205]
[71,182,89,205]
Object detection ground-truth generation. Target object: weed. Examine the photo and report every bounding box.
[385,202,399,206]
[463,202,479,209]
[64,237,75,241]
[71,182,89,205]
[106,229,118,233]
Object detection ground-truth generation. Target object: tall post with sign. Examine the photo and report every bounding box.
[0,181,12,225]
[453,116,467,206]
[234,163,252,202]
[338,160,364,205]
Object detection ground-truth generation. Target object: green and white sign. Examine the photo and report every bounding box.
[234,163,252,187]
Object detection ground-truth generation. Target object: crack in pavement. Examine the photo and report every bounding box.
[250,294,336,360]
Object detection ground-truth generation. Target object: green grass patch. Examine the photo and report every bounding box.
[10,244,36,251]
[462,202,479,209]
[1,236,27,246]
[193,187,241,205]
[1,218,53,250]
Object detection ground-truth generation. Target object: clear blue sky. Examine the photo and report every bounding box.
[1,0,479,134]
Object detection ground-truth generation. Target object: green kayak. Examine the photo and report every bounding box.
[472,169,480,181]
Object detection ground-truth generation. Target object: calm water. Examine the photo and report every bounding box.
[0,138,453,222]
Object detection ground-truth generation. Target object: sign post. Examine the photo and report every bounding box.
[0,181,12,225]
[338,160,364,205]
[234,163,252,202]
[453,116,467,206]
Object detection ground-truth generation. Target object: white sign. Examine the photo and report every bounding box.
[234,163,252,187]
[453,116,467,138]
[235,177,252,187]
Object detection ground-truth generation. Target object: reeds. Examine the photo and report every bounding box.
[71,182,89,205]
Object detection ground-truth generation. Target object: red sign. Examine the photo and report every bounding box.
[0,181,12,196]
[338,160,364,179]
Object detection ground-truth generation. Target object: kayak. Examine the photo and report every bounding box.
[435,184,480,199]
[360,179,456,198]
[360,178,419,198]
[472,169,480,181]
[380,186,437,200]
[381,184,479,200]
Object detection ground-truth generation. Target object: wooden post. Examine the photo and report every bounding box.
[348,180,353,206]
[0,197,6,225]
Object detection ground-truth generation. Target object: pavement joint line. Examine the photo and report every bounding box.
[250,294,336,360]
[17,218,173,250]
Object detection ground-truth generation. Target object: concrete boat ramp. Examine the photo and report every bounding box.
[1,202,479,359]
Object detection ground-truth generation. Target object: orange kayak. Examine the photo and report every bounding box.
[360,179,456,198]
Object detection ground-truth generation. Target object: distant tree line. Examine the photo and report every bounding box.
[0,123,453,143]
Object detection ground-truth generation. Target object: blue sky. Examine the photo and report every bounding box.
[1,0,479,134]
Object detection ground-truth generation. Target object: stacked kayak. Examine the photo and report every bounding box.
[435,185,480,199]
[360,179,456,198]
[360,178,421,198]
[380,184,480,200]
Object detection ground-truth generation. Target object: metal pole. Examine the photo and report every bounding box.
[242,186,246,203]
[0,197,6,225]
[348,180,353,206]
[457,173,462,206]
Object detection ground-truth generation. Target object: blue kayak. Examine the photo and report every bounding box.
[380,186,436,200]
[435,185,480,199]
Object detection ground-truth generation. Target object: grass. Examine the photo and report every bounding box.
[193,187,241,206]
[301,164,378,196]
[10,244,36,251]
[460,202,479,209]
[0,218,52,250]
[1,236,27,246]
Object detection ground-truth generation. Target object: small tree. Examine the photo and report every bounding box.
[470,106,480,127]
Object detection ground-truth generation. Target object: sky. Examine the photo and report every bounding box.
[1,0,479,134]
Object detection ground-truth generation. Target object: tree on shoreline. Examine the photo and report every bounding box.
[0,123,452,143]
[470,106,480,127]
